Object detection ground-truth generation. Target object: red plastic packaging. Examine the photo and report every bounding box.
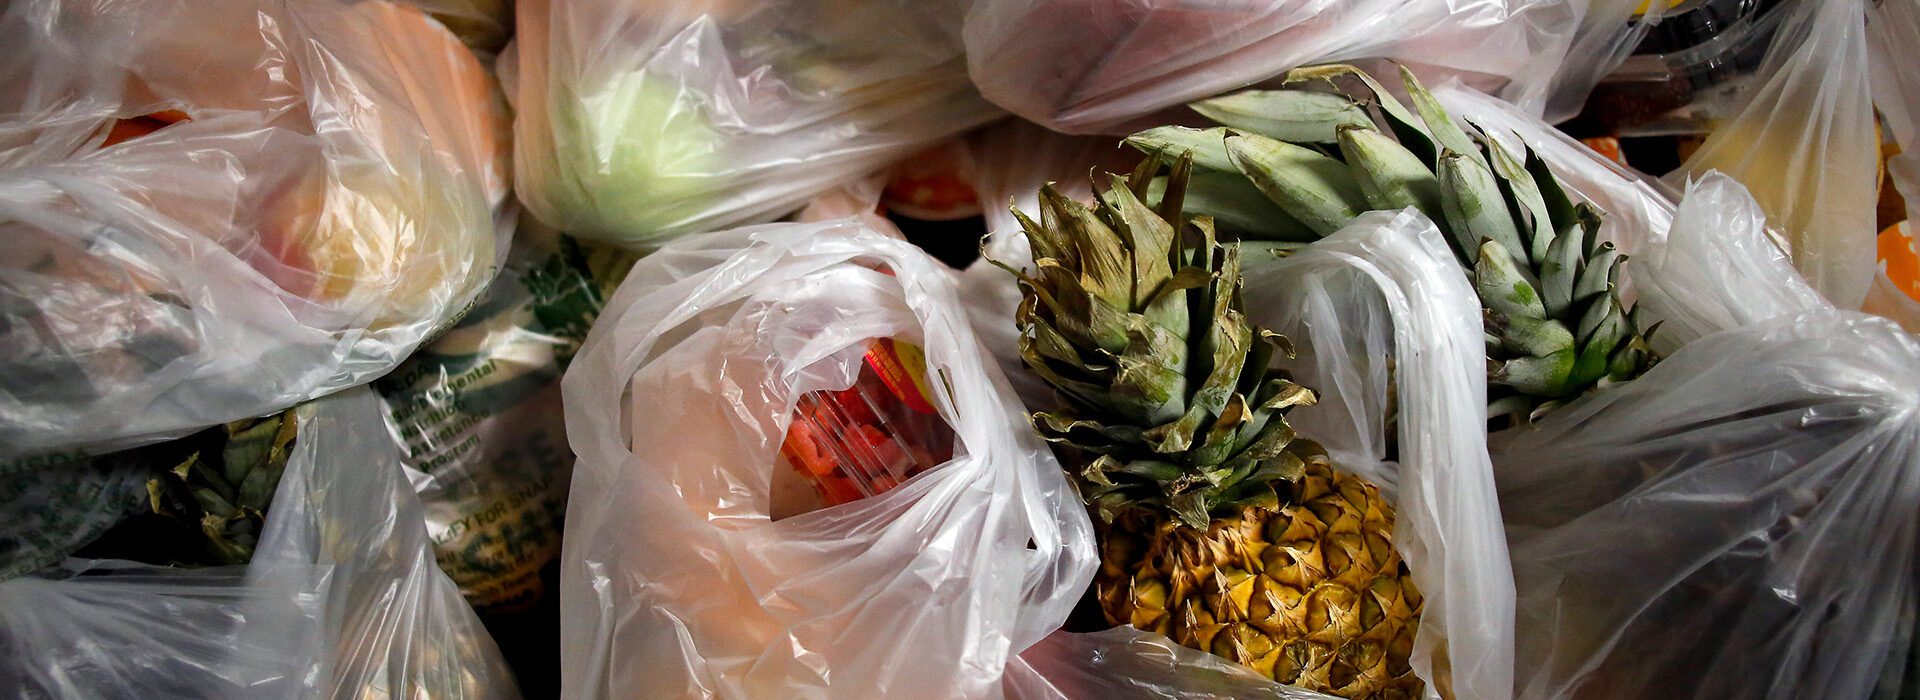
[775,338,954,516]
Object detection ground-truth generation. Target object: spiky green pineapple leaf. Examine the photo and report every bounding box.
[1003,154,1324,527]
[1144,63,1663,423]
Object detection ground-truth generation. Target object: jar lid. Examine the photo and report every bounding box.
[1633,0,1771,56]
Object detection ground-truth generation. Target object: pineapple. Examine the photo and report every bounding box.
[1001,155,1423,698]
[146,413,299,565]
[1127,65,1658,421]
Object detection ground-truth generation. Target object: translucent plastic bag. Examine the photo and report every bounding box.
[558,216,1095,697]
[1004,627,1337,699]
[1495,313,1920,699]
[960,0,1579,135]
[1524,0,1671,123]
[984,206,1512,699]
[509,0,1001,248]
[1438,80,1920,698]
[1667,0,1878,310]
[377,216,635,612]
[0,0,513,459]
[0,389,515,697]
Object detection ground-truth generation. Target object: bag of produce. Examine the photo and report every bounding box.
[1535,0,1904,319]
[377,215,636,614]
[988,155,1511,699]
[557,216,1095,696]
[0,0,513,459]
[509,0,1001,248]
[1438,82,1920,697]
[959,0,1580,135]
[1496,180,1920,699]
[0,389,514,697]
[1665,0,1877,310]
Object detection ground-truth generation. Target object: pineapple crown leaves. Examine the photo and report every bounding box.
[997,153,1320,529]
[146,413,297,565]
[1125,63,1660,421]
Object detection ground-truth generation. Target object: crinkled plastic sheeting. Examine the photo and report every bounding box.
[0,389,515,697]
[558,216,1095,697]
[962,0,1580,135]
[0,0,513,458]
[509,0,1001,247]
[1443,81,1920,698]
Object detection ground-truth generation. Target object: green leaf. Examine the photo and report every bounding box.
[1337,125,1444,221]
[1401,65,1483,170]
[1190,89,1373,143]
[1224,133,1367,236]
[1440,152,1528,267]
[1474,239,1547,320]
[1285,63,1437,165]
[1125,126,1238,172]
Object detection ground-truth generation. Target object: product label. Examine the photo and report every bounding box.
[376,232,634,611]
[865,339,938,415]
[0,453,149,580]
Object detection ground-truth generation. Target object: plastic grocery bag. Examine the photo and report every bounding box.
[377,216,635,612]
[984,206,1512,699]
[509,0,1001,247]
[0,0,513,459]
[1003,627,1337,699]
[1437,80,1920,697]
[558,216,1095,697]
[960,0,1579,135]
[1493,184,1920,698]
[0,389,515,697]
[1523,0,1670,123]
[1666,0,1877,310]
[1495,304,1920,699]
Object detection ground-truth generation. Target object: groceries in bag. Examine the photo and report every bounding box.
[377,217,636,613]
[557,216,1094,696]
[510,0,1000,247]
[0,0,512,459]
[0,390,514,697]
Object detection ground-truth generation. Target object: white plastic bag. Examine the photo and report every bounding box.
[0,389,515,697]
[1495,309,1920,699]
[1242,210,1515,700]
[1523,0,1669,123]
[558,216,1094,697]
[987,206,1513,700]
[1667,0,1878,311]
[1440,79,1920,698]
[0,0,513,459]
[509,0,1001,247]
[1004,627,1337,699]
[960,0,1579,135]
